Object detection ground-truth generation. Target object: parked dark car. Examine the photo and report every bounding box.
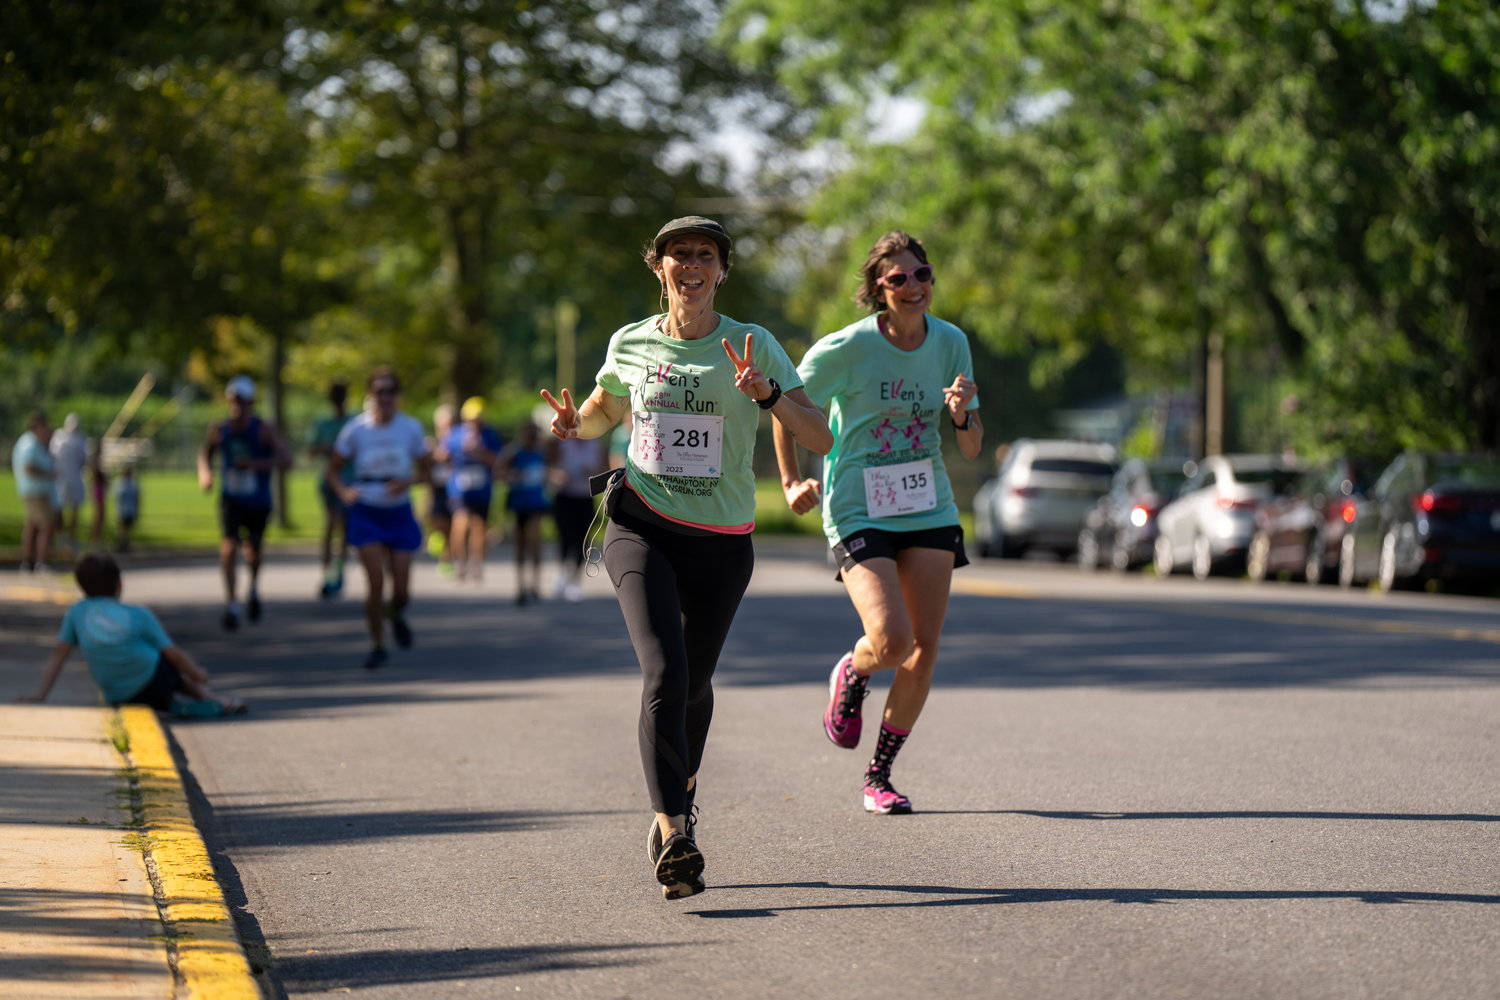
[1340,451,1500,592]
[1246,455,1384,584]
[1078,458,1188,571]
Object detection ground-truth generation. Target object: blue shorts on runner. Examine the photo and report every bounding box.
[346,502,422,552]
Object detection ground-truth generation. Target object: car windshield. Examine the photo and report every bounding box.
[1430,456,1500,487]
[1231,468,1300,491]
[1031,459,1115,476]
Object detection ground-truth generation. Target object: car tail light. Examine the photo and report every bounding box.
[1011,486,1040,498]
[1130,505,1150,527]
[1416,490,1462,513]
[1217,494,1255,510]
[1341,502,1356,523]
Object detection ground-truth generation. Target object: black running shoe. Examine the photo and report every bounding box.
[647,790,698,864]
[364,646,389,670]
[220,609,239,632]
[389,614,412,649]
[247,594,261,623]
[654,832,705,900]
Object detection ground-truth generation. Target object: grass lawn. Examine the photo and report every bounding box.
[0,471,833,552]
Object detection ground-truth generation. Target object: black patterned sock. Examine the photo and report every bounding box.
[864,722,911,787]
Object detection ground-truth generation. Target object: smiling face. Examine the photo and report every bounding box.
[877,249,932,318]
[656,235,724,313]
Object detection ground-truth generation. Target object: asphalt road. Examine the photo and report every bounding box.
[7,544,1500,998]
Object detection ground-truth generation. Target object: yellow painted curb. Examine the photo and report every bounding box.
[119,705,260,1000]
[2,583,79,605]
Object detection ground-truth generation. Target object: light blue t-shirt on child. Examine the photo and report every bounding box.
[58,597,173,703]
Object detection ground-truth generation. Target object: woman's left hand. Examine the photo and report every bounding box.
[723,334,772,403]
[943,374,977,424]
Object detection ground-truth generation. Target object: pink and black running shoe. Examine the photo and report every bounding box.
[863,775,913,815]
[823,652,868,749]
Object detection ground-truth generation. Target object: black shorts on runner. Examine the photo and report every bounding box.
[512,508,547,530]
[450,493,492,519]
[221,501,270,545]
[830,524,969,580]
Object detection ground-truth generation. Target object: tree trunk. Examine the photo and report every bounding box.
[271,326,289,529]
[443,200,492,402]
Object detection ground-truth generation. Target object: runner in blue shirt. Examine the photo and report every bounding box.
[198,376,292,632]
[496,420,551,605]
[444,397,504,582]
[775,231,983,815]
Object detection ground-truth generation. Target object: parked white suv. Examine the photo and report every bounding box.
[1153,454,1299,580]
[974,439,1117,558]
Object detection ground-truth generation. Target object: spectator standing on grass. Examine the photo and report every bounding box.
[496,420,551,604]
[88,442,108,545]
[308,381,353,598]
[50,413,88,556]
[329,365,432,670]
[444,397,504,582]
[15,552,246,716]
[198,376,292,632]
[115,466,139,552]
[12,411,55,573]
[550,433,605,602]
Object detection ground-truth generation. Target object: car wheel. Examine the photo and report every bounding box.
[1338,532,1357,589]
[1378,529,1404,594]
[1078,529,1099,572]
[1110,538,1131,572]
[1304,537,1325,585]
[1153,535,1175,577]
[1246,531,1270,583]
[1192,533,1213,581]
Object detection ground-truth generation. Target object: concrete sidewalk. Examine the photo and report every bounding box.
[0,702,259,1000]
[0,704,172,999]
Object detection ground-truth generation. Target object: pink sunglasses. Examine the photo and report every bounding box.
[876,264,934,289]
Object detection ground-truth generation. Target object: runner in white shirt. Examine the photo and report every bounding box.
[329,366,432,670]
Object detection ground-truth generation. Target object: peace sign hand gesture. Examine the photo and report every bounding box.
[722,333,773,403]
[540,388,580,440]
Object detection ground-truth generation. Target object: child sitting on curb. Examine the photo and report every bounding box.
[15,552,247,717]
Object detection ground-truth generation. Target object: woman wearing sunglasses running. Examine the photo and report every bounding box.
[542,216,831,899]
[774,230,982,814]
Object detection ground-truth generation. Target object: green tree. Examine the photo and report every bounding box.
[727,0,1500,453]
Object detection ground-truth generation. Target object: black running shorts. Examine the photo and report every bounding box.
[220,501,270,545]
[830,524,969,580]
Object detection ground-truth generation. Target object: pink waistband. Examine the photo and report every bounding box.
[625,480,755,535]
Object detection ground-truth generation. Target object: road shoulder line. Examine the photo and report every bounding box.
[119,705,260,1000]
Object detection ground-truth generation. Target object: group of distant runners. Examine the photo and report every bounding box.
[25,213,983,904]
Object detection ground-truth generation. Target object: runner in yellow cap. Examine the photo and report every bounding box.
[442,396,503,581]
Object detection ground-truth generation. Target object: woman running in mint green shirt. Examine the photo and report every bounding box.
[774,230,983,815]
[542,216,831,900]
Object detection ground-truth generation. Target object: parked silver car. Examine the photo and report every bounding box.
[974,439,1117,558]
[1153,454,1300,579]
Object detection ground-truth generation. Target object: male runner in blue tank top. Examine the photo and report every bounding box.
[198,376,292,631]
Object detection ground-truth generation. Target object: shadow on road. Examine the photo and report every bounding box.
[689,881,1500,918]
[205,805,636,847]
[922,809,1500,822]
[275,941,689,992]
[113,587,1500,723]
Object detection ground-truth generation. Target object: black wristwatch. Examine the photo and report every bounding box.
[757,378,782,410]
[951,412,972,431]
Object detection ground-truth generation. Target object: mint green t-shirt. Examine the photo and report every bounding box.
[798,313,979,545]
[595,314,803,529]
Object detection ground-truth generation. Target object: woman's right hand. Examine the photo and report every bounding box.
[541,389,579,440]
[783,478,821,515]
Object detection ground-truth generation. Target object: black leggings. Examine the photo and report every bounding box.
[553,494,595,568]
[604,511,755,817]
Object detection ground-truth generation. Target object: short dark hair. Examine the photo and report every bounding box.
[367,365,400,391]
[854,230,932,313]
[26,409,48,430]
[328,381,349,405]
[75,553,121,597]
